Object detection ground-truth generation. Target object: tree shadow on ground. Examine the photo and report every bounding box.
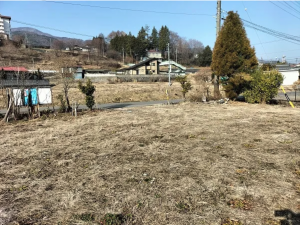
[275,209,300,225]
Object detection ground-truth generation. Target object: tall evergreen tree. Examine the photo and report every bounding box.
[211,11,258,97]
[134,26,148,58]
[211,11,258,77]
[198,45,212,67]
[149,27,159,50]
[158,26,170,56]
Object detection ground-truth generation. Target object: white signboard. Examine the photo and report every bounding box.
[38,88,52,104]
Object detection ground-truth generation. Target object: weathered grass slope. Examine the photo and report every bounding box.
[0,102,300,224]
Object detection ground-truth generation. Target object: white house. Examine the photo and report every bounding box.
[0,14,11,39]
[276,64,300,85]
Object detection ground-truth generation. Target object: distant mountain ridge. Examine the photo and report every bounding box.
[11,27,87,47]
[11,27,55,37]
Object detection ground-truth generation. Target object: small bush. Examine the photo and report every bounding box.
[223,73,251,100]
[261,63,276,71]
[175,75,192,99]
[56,94,66,113]
[292,79,300,90]
[243,69,283,104]
[78,79,96,110]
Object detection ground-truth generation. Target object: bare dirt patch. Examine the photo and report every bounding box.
[0,103,300,224]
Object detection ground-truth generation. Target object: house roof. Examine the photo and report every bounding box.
[123,58,160,70]
[0,67,28,72]
[0,15,11,20]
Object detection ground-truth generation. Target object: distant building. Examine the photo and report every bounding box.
[0,14,11,40]
[123,58,161,75]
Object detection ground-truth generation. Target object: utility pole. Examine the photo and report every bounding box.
[176,48,178,63]
[25,33,28,47]
[296,58,298,64]
[50,38,51,49]
[167,43,171,86]
[122,47,125,64]
[216,0,221,38]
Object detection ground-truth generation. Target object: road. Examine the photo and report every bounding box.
[0,99,183,114]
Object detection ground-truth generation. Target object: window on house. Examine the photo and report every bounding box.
[151,63,155,66]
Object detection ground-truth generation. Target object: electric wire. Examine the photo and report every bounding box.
[242,1,267,56]
[269,1,300,20]
[11,20,94,38]
[42,0,214,17]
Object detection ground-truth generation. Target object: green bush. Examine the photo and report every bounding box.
[56,94,66,113]
[244,69,283,103]
[223,73,251,100]
[261,63,276,71]
[78,79,96,110]
[175,75,192,99]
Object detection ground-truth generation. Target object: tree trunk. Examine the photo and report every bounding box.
[64,90,71,112]
[214,75,221,99]
[2,97,13,122]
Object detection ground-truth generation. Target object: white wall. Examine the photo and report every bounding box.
[2,18,10,39]
[281,70,299,85]
[0,18,4,34]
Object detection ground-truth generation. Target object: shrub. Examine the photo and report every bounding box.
[223,73,252,100]
[56,94,66,113]
[261,63,276,71]
[106,50,122,61]
[292,79,300,90]
[243,69,283,103]
[78,79,96,110]
[175,75,192,99]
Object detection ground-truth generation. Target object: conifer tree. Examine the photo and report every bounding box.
[211,11,257,97]
[149,27,159,50]
[158,26,170,56]
[198,45,212,67]
[211,11,258,77]
[78,79,96,110]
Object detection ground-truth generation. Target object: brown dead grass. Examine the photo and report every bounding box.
[51,82,184,106]
[0,102,300,224]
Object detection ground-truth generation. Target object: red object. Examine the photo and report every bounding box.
[0,67,28,72]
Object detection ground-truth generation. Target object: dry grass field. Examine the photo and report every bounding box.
[51,82,183,107]
[1,102,300,224]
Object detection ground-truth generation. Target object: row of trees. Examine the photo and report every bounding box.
[109,25,212,66]
[11,26,213,66]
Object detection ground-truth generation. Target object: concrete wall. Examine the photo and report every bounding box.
[83,74,179,83]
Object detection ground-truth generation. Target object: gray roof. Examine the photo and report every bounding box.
[2,79,53,88]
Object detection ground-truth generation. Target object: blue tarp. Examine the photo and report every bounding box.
[24,88,38,106]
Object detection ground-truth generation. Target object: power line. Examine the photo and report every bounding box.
[243,24,300,45]
[11,20,94,38]
[42,0,214,17]
[256,48,300,54]
[241,19,300,43]
[252,40,282,45]
[291,1,300,9]
[242,2,267,56]
[282,1,300,15]
[222,10,300,45]
[269,1,300,21]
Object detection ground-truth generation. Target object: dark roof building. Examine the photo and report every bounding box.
[122,58,161,75]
